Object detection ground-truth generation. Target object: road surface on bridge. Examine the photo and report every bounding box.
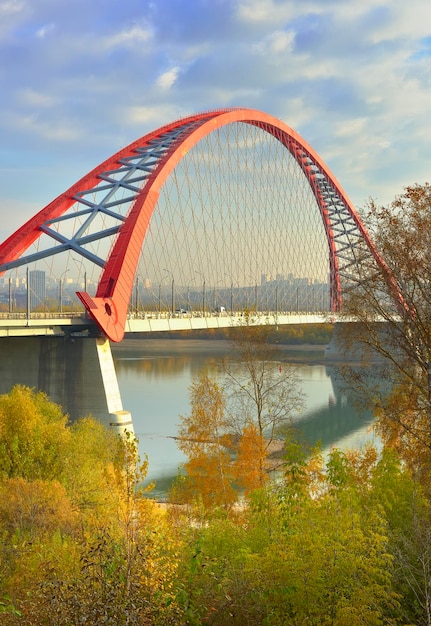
[0,311,331,338]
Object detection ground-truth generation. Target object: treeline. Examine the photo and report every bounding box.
[0,385,430,624]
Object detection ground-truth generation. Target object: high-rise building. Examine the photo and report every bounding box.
[29,270,46,310]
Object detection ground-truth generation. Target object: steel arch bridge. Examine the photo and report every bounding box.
[0,108,388,342]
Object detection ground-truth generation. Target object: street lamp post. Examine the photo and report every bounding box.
[196,271,205,316]
[26,267,30,318]
[224,274,234,315]
[248,275,258,311]
[172,278,175,315]
[72,257,87,290]
[213,280,222,312]
[73,258,87,316]
[164,269,175,315]
[201,279,206,316]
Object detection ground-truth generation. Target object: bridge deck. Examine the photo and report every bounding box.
[0,312,331,338]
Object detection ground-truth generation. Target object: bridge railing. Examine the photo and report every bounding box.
[0,311,87,320]
[127,309,331,320]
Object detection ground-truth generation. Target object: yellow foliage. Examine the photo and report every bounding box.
[0,477,76,535]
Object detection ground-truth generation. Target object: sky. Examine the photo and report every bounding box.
[1,0,431,243]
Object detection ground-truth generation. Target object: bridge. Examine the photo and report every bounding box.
[0,108,391,430]
[0,311,329,338]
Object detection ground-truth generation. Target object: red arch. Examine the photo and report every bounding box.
[0,108,386,341]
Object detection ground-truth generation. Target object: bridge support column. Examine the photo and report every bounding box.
[0,335,134,435]
[95,337,134,436]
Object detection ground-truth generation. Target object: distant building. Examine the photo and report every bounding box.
[29,270,46,310]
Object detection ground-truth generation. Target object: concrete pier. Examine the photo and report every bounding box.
[0,335,133,434]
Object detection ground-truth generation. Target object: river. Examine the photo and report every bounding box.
[112,339,377,498]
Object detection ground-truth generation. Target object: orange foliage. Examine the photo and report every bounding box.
[233,424,267,494]
[0,477,76,535]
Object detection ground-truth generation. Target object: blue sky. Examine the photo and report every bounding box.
[1,0,431,241]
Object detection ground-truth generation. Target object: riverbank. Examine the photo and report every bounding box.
[112,338,328,364]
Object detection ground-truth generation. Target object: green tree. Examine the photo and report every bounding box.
[370,447,431,625]
[0,385,188,625]
[177,447,398,625]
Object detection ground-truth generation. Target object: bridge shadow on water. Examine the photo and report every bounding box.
[292,386,375,453]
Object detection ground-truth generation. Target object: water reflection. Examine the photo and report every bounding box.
[0,337,378,500]
[112,340,377,495]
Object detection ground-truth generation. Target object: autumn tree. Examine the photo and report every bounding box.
[172,320,305,505]
[171,373,237,509]
[224,315,304,483]
[178,446,399,624]
[0,386,184,625]
[0,385,70,481]
[339,184,431,481]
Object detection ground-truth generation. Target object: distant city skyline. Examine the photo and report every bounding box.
[0,268,330,315]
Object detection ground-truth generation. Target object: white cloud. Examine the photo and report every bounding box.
[0,0,25,16]
[236,0,295,24]
[1,0,431,219]
[36,22,55,39]
[0,0,27,39]
[101,23,152,51]
[124,104,177,129]
[254,29,295,55]
[6,111,80,142]
[156,66,180,89]
[334,118,368,139]
[19,89,58,107]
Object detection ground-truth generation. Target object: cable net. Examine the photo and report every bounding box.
[136,122,330,314]
[0,121,331,315]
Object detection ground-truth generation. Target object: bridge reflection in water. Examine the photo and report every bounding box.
[294,364,375,452]
[0,334,380,490]
[111,341,379,490]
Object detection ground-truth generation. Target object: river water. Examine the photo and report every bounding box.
[112,339,377,498]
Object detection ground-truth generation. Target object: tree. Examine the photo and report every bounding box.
[0,477,76,536]
[224,315,304,483]
[171,320,305,506]
[339,184,431,480]
[171,374,237,509]
[232,423,267,495]
[61,415,125,517]
[177,446,399,625]
[0,385,70,481]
